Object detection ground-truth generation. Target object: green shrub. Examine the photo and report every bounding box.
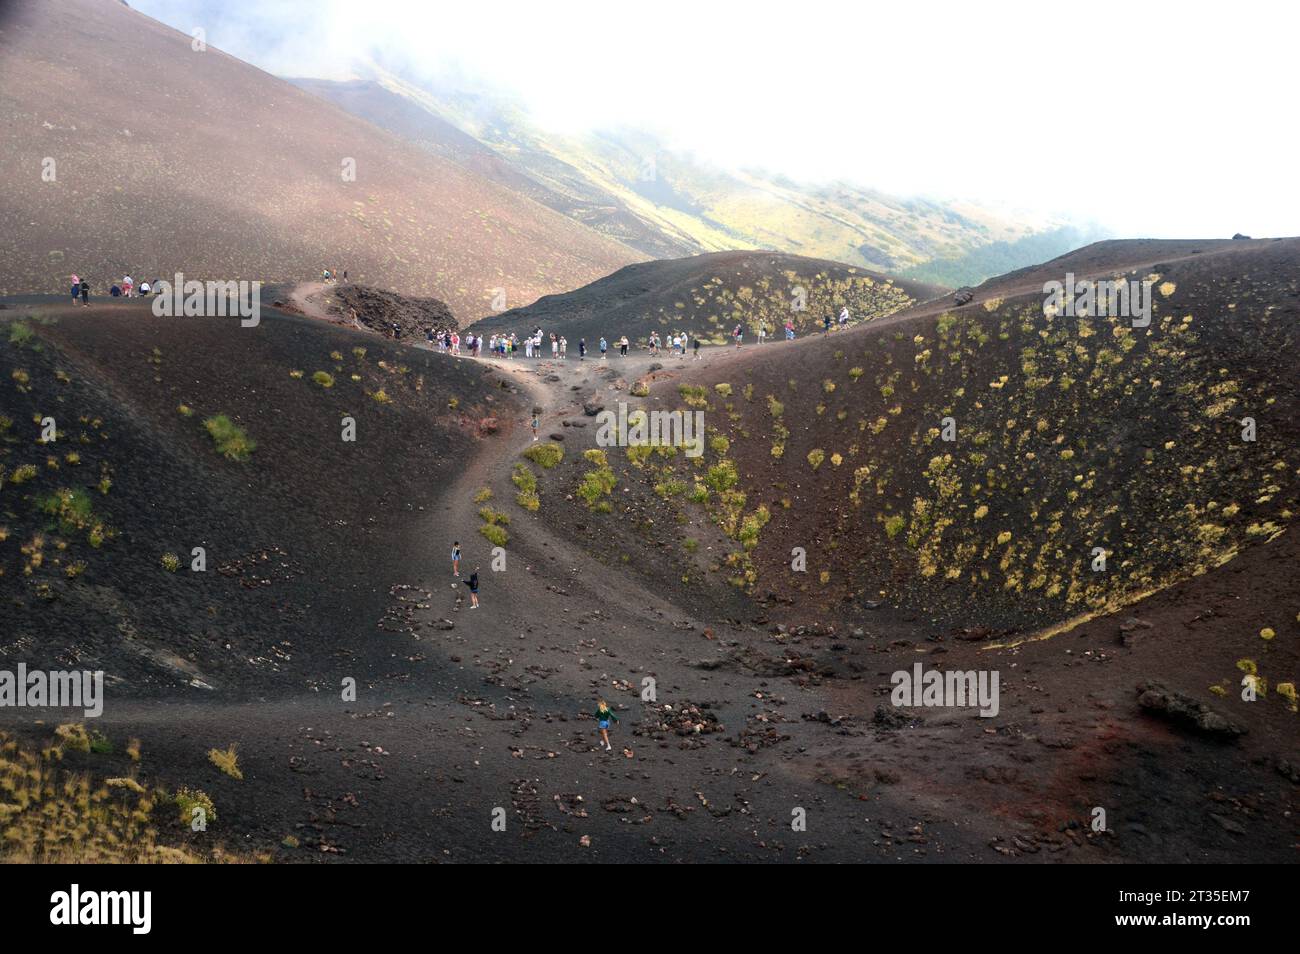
[523,442,564,469]
[208,745,243,780]
[203,415,256,461]
[577,451,616,509]
[174,787,216,825]
[8,321,35,347]
[654,478,686,498]
[705,460,738,492]
[512,464,539,511]
[678,385,708,408]
[312,371,334,388]
[479,523,509,547]
[478,506,510,526]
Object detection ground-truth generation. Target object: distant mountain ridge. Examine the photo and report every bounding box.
[291,67,1093,281]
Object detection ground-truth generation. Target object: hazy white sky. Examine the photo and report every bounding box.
[132,0,1298,238]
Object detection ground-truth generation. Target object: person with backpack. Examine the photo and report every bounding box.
[594,699,619,752]
[451,541,461,577]
[463,569,480,609]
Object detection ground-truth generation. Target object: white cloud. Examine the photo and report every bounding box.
[131,0,1298,237]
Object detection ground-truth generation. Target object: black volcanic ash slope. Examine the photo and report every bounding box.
[577,238,1300,634]
[0,303,518,695]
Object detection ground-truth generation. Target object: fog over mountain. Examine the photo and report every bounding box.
[128,0,1297,240]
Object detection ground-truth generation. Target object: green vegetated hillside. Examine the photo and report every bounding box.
[574,239,1300,633]
[300,67,1070,278]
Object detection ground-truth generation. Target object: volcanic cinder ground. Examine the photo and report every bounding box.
[0,236,1296,863]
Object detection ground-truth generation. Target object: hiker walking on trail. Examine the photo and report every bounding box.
[758,322,767,344]
[463,569,480,609]
[79,279,89,306]
[531,408,540,441]
[785,319,795,340]
[578,338,586,360]
[594,699,618,751]
[619,335,628,356]
[839,306,849,327]
[452,541,461,577]
[599,336,608,359]
[732,324,743,347]
[560,336,568,360]
[822,314,832,336]
[70,275,80,305]
[693,336,701,359]
[551,333,558,359]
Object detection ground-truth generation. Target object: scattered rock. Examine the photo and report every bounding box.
[1118,616,1154,647]
[872,705,908,730]
[1136,682,1245,739]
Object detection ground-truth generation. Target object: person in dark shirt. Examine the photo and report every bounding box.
[463,569,479,609]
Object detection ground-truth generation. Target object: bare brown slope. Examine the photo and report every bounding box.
[290,78,696,261]
[0,0,642,320]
